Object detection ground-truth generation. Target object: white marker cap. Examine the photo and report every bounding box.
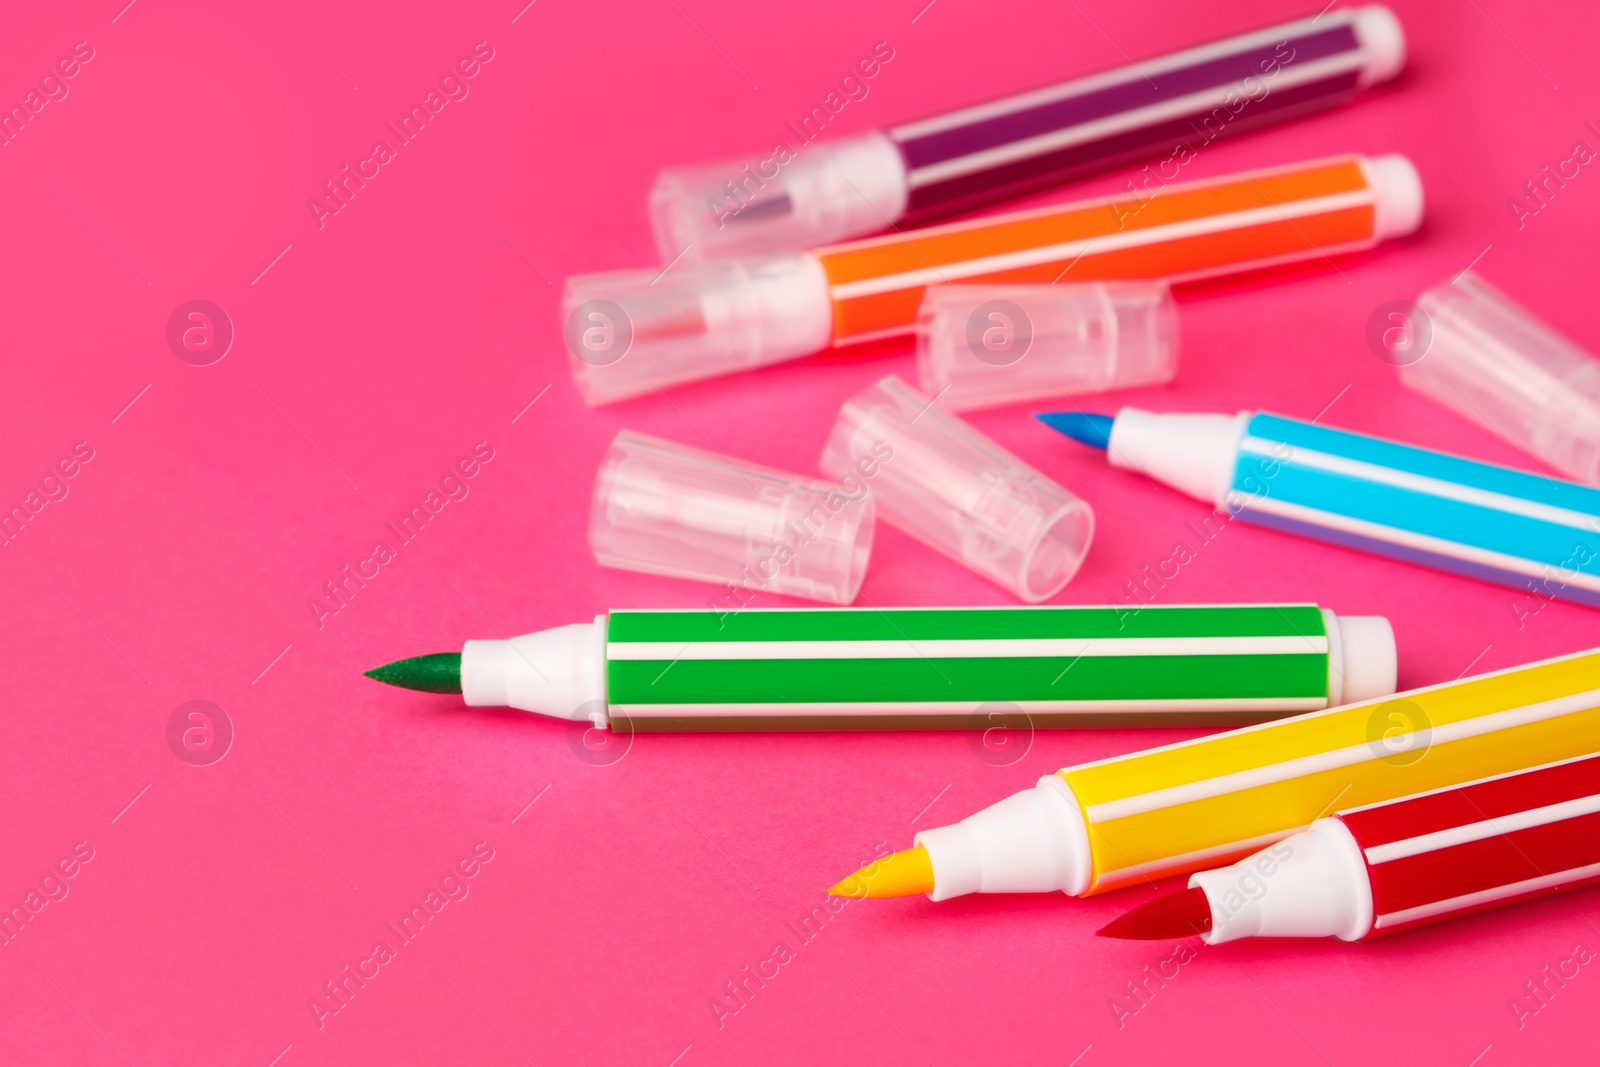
[1405,272,1600,486]
[591,430,874,605]
[1353,5,1407,87]
[650,131,910,263]
[1327,611,1398,705]
[1364,154,1424,240]
[916,282,1179,412]
[821,375,1095,602]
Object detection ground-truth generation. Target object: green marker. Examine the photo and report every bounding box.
[364,604,1396,732]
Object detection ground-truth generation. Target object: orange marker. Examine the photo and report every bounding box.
[564,154,1423,404]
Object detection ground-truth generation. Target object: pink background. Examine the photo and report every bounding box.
[2,0,1597,1063]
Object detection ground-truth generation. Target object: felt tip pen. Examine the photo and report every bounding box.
[362,603,1396,731]
[651,7,1405,260]
[1100,753,1600,943]
[567,154,1423,404]
[829,645,1600,901]
[1039,408,1600,609]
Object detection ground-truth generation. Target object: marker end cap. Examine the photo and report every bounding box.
[1354,6,1406,87]
[1367,154,1424,240]
[1335,615,1398,703]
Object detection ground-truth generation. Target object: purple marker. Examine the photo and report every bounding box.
[651,6,1404,262]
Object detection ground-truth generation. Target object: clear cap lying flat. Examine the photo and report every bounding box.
[1405,271,1600,485]
[590,430,874,605]
[916,281,1178,411]
[820,375,1093,602]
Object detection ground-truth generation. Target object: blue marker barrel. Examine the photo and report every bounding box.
[1042,407,1600,609]
[1228,414,1600,607]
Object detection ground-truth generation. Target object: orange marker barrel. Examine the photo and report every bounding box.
[564,154,1422,404]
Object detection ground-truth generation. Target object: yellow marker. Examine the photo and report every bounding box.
[835,646,1600,900]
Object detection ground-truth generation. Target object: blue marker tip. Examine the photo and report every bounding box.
[1035,412,1115,451]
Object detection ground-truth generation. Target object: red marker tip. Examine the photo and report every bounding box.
[1097,886,1213,940]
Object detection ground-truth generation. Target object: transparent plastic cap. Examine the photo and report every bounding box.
[1405,271,1600,485]
[590,430,874,604]
[916,282,1179,411]
[819,375,1094,602]
[563,254,833,406]
[649,131,910,263]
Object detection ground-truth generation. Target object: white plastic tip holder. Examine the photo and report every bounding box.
[563,255,833,406]
[1190,819,1372,943]
[916,282,1179,412]
[590,430,874,605]
[1404,271,1600,486]
[820,375,1094,602]
[649,131,909,263]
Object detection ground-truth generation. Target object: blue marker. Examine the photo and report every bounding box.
[1038,408,1600,607]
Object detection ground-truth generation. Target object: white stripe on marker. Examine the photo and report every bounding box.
[1363,792,1600,865]
[1240,436,1600,530]
[906,54,1364,188]
[1374,859,1600,929]
[612,696,1329,718]
[1236,496,1600,593]
[1092,826,1316,890]
[890,12,1355,140]
[607,635,1329,661]
[1086,688,1600,825]
[828,191,1375,300]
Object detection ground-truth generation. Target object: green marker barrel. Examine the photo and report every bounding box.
[365,604,1396,732]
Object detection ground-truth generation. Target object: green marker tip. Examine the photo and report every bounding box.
[363,652,463,694]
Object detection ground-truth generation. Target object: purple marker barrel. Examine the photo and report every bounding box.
[651,6,1404,262]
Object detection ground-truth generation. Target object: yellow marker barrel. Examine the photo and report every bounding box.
[1069,647,1600,893]
[881,647,1600,901]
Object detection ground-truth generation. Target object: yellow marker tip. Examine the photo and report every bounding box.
[827,845,935,899]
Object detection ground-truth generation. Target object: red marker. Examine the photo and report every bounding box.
[1100,753,1600,943]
